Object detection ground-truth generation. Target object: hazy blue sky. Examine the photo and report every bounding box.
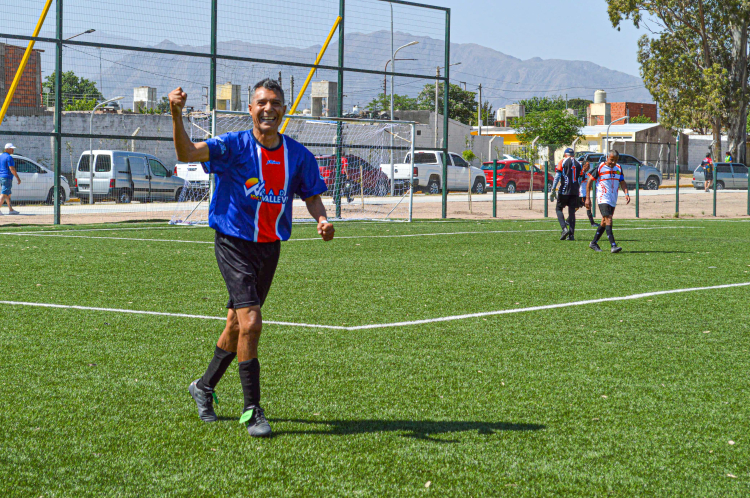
[429,0,645,77]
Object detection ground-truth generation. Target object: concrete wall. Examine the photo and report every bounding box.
[687,135,729,169]
[1,112,187,174]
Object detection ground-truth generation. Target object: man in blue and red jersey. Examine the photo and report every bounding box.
[585,150,630,253]
[169,78,334,438]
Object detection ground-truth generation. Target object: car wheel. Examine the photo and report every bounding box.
[472,179,485,194]
[506,182,516,194]
[427,178,440,195]
[645,176,660,190]
[117,189,132,204]
[715,181,725,190]
[174,187,183,202]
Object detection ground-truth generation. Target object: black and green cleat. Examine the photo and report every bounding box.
[240,405,272,438]
[189,380,218,422]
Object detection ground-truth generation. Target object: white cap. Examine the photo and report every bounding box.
[4,143,16,150]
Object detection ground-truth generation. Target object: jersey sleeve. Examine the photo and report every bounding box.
[295,149,328,199]
[588,164,601,181]
[201,132,235,175]
[617,165,625,182]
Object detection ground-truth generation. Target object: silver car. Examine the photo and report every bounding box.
[692,163,749,190]
[8,154,70,204]
[577,153,663,190]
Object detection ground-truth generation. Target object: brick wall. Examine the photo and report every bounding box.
[610,102,657,124]
[0,43,43,114]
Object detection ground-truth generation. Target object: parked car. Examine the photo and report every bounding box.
[75,150,185,204]
[7,155,70,204]
[576,152,663,190]
[380,150,486,194]
[481,159,553,194]
[316,154,391,197]
[692,163,749,190]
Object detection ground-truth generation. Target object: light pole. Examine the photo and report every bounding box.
[89,96,123,204]
[434,62,461,148]
[383,58,416,104]
[388,40,418,195]
[65,29,98,101]
[65,28,95,41]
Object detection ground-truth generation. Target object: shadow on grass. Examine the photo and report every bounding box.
[272,419,545,442]
[622,250,692,254]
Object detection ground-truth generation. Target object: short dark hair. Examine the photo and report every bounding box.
[608,150,620,161]
[251,78,285,104]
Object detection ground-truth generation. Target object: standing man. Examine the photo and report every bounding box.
[550,148,582,240]
[0,144,21,215]
[169,78,334,438]
[585,150,630,253]
[701,152,714,192]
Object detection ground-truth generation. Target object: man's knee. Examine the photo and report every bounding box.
[238,312,262,339]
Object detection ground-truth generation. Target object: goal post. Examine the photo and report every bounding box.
[170,111,416,225]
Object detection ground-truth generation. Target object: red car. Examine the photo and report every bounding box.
[316,154,390,197]
[481,160,554,194]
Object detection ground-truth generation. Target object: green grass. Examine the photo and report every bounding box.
[1,219,749,496]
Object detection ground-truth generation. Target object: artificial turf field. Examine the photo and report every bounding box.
[1,218,749,497]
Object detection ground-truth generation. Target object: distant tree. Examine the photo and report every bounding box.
[416,83,477,125]
[516,109,583,145]
[43,71,103,108]
[157,96,170,114]
[365,93,418,113]
[630,114,654,124]
[480,101,494,127]
[517,95,591,122]
[462,149,476,163]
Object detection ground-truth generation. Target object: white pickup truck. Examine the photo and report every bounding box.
[380,150,486,194]
[173,162,209,194]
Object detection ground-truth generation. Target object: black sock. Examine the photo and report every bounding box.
[568,210,576,234]
[239,358,261,409]
[556,208,567,230]
[197,346,236,392]
[606,225,616,245]
[587,210,595,224]
[592,226,605,243]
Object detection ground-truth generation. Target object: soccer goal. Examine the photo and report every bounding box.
[170,111,416,225]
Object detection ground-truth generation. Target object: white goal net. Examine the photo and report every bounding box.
[170,111,415,225]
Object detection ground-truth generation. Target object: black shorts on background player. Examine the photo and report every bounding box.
[598,203,615,217]
[214,231,281,309]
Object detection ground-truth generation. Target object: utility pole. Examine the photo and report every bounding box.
[434,66,440,148]
[477,83,482,136]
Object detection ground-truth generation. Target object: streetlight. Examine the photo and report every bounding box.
[65,29,95,41]
[388,41,418,195]
[383,58,416,104]
[88,96,123,204]
[434,62,461,148]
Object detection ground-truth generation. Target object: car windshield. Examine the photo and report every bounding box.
[414,152,438,164]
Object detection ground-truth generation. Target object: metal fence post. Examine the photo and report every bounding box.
[441,9,450,219]
[543,160,548,218]
[675,133,680,218]
[208,0,218,202]
[635,162,640,218]
[492,159,497,218]
[53,0,63,225]
[713,165,717,217]
[333,0,345,218]
[408,123,415,222]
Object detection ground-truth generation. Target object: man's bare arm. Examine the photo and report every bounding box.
[169,87,209,163]
[619,179,631,204]
[304,194,334,241]
[584,176,594,208]
[9,165,20,184]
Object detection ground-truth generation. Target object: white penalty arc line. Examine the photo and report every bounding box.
[0,225,704,244]
[1,281,747,331]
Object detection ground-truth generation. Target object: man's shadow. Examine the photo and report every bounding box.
[271,419,545,442]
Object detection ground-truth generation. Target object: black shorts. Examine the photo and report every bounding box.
[598,203,616,217]
[577,196,586,209]
[214,231,280,309]
[556,194,577,210]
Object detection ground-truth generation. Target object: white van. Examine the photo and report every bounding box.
[75,150,185,204]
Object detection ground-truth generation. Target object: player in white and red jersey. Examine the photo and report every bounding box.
[585,150,630,253]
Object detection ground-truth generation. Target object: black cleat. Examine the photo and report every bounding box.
[560,226,570,240]
[189,380,218,422]
[589,242,602,252]
[567,234,575,241]
[611,244,622,253]
[240,405,272,437]
[591,222,600,228]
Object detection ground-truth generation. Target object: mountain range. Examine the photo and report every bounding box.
[40,29,652,111]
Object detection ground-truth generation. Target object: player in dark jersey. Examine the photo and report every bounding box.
[170,79,334,438]
[701,152,714,192]
[570,160,599,229]
[550,148,583,240]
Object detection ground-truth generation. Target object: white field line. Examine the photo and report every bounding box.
[1,281,747,331]
[0,225,704,244]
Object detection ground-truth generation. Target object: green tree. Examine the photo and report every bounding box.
[630,114,654,124]
[480,101,494,127]
[462,149,476,163]
[517,95,591,122]
[43,70,103,108]
[415,83,478,125]
[607,1,750,164]
[516,109,583,145]
[365,93,418,113]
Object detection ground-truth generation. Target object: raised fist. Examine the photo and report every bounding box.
[168,87,187,114]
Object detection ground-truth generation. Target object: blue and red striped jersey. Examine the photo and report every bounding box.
[202,131,327,242]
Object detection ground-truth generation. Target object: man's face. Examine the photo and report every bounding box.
[607,153,618,164]
[5,148,14,154]
[249,87,286,135]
